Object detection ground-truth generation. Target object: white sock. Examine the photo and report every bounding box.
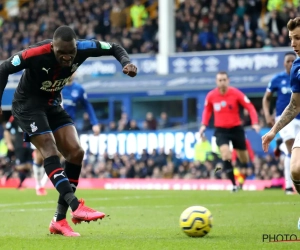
[284,154,293,189]
[33,162,43,190]
[40,172,49,188]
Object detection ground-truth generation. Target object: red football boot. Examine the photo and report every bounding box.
[71,199,105,224]
[49,219,80,237]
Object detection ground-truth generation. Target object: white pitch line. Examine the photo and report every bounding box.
[0,195,167,208]
[0,201,297,213]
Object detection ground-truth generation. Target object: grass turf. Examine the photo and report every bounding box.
[0,189,299,249]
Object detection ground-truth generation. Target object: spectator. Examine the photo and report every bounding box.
[145,112,156,130]
[194,134,213,163]
[118,112,130,131]
[157,112,172,129]
[130,0,148,28]
[268,10,284,36]
[128,120,140,131]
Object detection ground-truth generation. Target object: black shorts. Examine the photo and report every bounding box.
[12,102,74,142]
[214,126,246,150]
[14,148,33,165]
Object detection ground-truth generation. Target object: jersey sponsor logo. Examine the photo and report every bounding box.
[281,87,291,94]
[71,63,78,72]
[213,103,221,111]
[30,122,38,133]
[99,41,112,50]
[40,77,71,91]
[42,67,50,74]
[11,55,21,66]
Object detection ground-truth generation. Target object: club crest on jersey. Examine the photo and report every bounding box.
[30,122,38,132]
[71,90,79,98]
[11,55,21,66]
[71,63,78,72]
[281,87,290,94]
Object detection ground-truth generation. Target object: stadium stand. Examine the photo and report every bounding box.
[0,0,291,185]
[0,0,297,59]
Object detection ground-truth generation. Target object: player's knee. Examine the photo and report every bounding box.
[65,146,84,164]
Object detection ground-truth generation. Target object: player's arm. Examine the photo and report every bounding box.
[199,93,213,136]
[0,52,28,113]
[80,40,137,77]
[262,90,274,127]
[235,89,259,131]
[262,78,277,127]
[270,92,300,134]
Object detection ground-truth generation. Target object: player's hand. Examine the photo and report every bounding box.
[0,107,2,115]
[265,116,275,127]
[252,124,260,133]
[262,130,276,153]
[123,63,137,77]
[92,124,101,135]
[199,125,206,137]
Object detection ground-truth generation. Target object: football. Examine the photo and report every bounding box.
[179,205,213,237]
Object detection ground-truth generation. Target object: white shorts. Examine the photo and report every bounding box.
[293,132,300,149]
[276,116,300,143]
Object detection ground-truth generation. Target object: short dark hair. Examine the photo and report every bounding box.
[287,17,300,31]
[217,71,229,77]
[53,25,77,41]
[285,52,296,57]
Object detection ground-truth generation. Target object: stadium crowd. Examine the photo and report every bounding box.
[0,107,284,187]
[0,0,298,59]
[0,0,290,187]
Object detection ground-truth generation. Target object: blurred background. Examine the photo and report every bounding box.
[0,0,296,185]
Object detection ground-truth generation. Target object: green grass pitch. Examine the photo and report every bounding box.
[0,189,300,250]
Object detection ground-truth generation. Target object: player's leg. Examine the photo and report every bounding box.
[48,107,105,225]
[234,149,248,188]
[40,152,64,189]
[289,132,300,229]
[277,118,296,194]
[12,106,82,236]
[14,148,32,189]
[215,129,237,192]
[230,126,249,190]
[284,139,294,194]
[32,148,47,195]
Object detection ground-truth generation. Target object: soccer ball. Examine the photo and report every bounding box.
[179,205,213,237]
